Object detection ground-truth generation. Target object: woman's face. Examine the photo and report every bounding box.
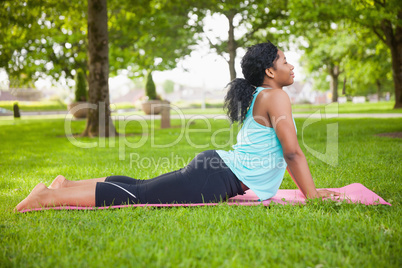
[271,50,295,86]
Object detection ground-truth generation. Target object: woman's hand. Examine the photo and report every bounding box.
[315,189,342,199]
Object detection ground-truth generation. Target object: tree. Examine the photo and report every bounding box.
[196,0,287,80]
[342,30,394,98]
[288,0,402,108]
[0,0,46,87]
[1,0,203,137]
[82,0,116,137]
[0,0,88,87]
[1,0,201,86]
[298,23,393,100]
[351,0,402,108]
[108,0,203,77]
[298,23,357,102]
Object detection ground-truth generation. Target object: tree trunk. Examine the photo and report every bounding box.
[389,28,402,108]
[329,65,340,102]
[376,79,382,100]
[82,0,117,137]
[342,77,346,95]
[226,10,237,81]
[380,12,402,109]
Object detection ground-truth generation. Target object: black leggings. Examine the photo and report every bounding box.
[95,150,244,206]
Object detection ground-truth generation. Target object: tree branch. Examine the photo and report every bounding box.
[205,35,225,57]
[380,19,395,47]
[372,26,387,44]
[373,0,386,8]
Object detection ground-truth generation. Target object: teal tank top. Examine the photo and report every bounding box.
[216,87,297,200]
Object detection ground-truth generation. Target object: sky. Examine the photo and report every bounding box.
[0,13,305,99]
[109,13,305,100]
[147,13,304,90]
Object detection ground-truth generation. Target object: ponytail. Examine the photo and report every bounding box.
[223,78,256,123]
[223,41,278,124]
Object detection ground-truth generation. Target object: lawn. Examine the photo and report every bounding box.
[292,101,402,114]
[0,116,401,267]
[0,100,67,111]
[115,102,402,116]
[1,100,401,114]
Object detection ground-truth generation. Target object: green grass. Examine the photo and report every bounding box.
[0,100,67,111]
[2,100,401,114]
[1,116,401,267]
[170,108,225,115]
[112,102,402,117]
[113,101,401,116]
[173,101,401,114]
[292,101,401,114]
[111,102,137,110]
[110,107,226,116]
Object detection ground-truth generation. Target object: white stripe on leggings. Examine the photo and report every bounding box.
[103,181,137,199]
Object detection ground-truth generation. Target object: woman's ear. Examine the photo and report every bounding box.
[265,68,275,79]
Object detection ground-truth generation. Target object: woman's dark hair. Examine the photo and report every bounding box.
[223,42,279,123]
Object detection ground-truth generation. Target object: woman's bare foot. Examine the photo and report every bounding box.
[49,175,68,189]
[14,183,49,212]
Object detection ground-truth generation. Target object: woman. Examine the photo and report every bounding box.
[15,42,339,212]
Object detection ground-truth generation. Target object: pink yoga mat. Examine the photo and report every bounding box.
[20,183,391,213]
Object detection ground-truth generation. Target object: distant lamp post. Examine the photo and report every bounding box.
[13,102,20,118]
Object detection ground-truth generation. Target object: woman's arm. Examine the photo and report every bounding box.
[284,148,319,198]
[264,89,339,199]
[286,164,339,198]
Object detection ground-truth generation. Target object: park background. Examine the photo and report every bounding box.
[1,0,401,267]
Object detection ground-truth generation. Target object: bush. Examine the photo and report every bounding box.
[74,69,88,102]
[163,80,174,94]
[145,71,157,100]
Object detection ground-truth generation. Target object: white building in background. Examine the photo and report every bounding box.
[160,85,226,105]
[0,88,42,101]
[284,80,331,104]
[114,80,332,106]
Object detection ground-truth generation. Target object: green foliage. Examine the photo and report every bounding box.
[163,80,174,94]
[203,0,288,47]
[342,33,394,97]
[193,0,288,78]
[0,0,88,87]
[287,0,401,105]
[0,117,400,267]
[297,23,357,94]
[1,0,202,86]
[74,69,87,102]
[145,71,157,100]
[287,0,396,97]
[107,0,203,76]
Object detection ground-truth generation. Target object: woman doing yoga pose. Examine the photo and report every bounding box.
[15,42,339,212]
